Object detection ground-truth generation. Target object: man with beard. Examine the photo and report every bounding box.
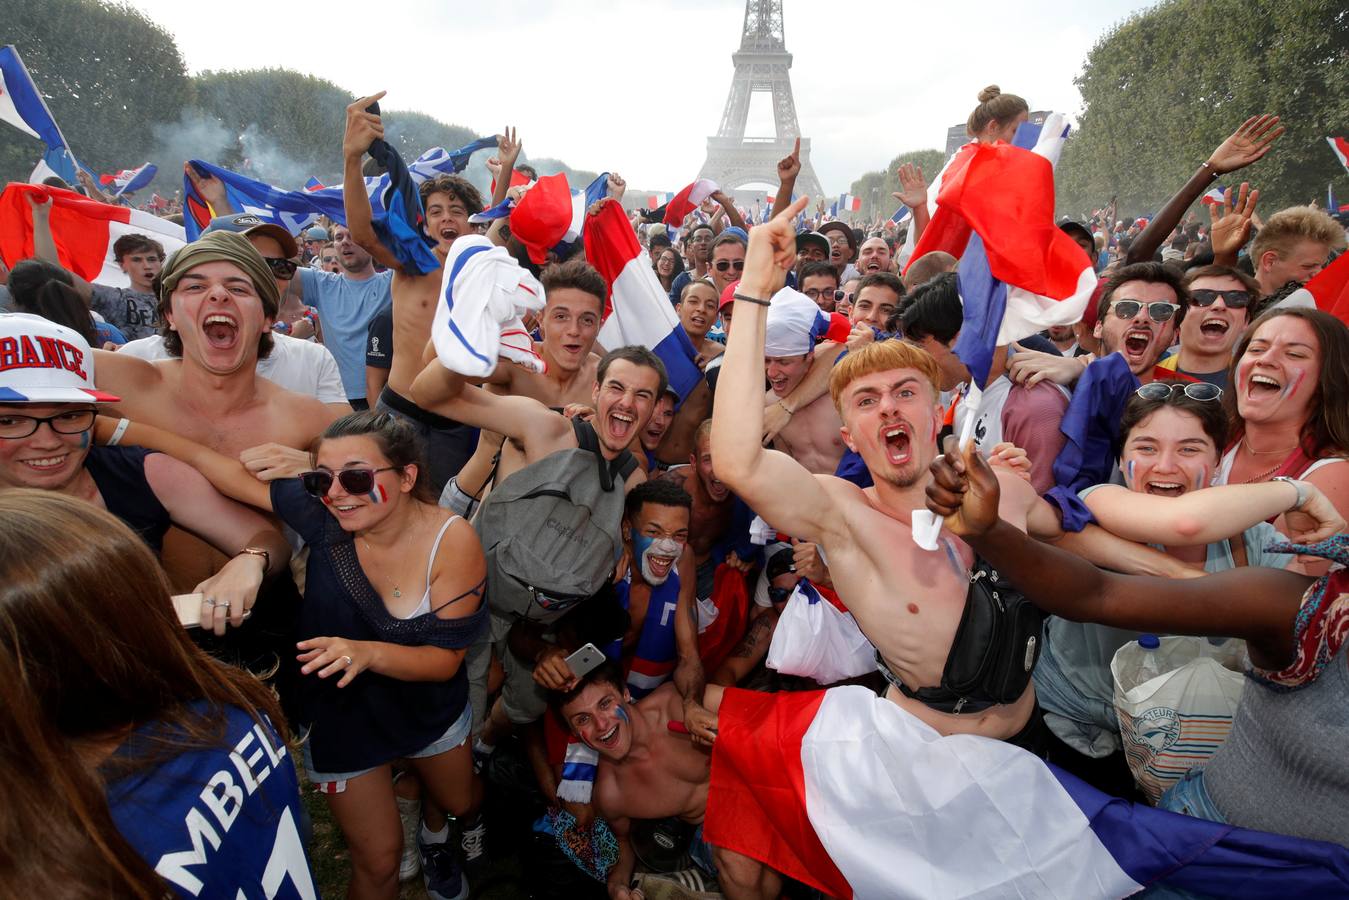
[1155,265,1258,388]
[856,236,893,277]
[411,345,719,744]
[553,669,780,900]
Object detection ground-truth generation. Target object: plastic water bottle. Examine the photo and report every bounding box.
[1137,634,1162,683]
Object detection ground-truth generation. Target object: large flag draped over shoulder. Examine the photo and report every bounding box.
[1267,251,1349,325]
[0,45,81,185]
[583,200,702,403]
[0,184,186,286]
[181,137,496,249]
[706,686,1349,900]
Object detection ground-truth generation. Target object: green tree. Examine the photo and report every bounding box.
[849,148,945,220]
[1057,0,1349,218]
[0,0,191,183]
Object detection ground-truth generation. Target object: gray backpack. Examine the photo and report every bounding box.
[475,418,638,624]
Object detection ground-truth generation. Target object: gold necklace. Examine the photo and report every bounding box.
[359,535,401,598]
[1241,436,1300,456]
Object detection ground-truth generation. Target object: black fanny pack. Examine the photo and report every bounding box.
[882,560,1046,714]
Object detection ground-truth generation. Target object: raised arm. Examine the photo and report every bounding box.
[26,193,94,302]
[672,550,714,743]
[711,189,747,232]
[1126,115,1282,265]
[710,196,842,542]
[409,360,571,457]
[340,91,402,272]
[1082,479,1343,546]
[94,416,274,511]
[927,437,1311,670]
[489,127,522,208]
[772,138,801,215]
[892,163,930,246]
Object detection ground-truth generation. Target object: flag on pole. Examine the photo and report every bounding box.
[0,46,82,186]
[0,184,186,286]
[663,178,718,226]
[304,177,325,192]
[584,199,702,402]
[1328,136,1349,174]
[100,163,157,198]
[849,196,862,213]
[706,685,1349,900]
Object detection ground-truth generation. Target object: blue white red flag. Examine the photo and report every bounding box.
[1267,250,1349,326]
[1328,136,1349,174]
[304,177,324,192]
[890,204,911,225]
[100,163,157,198]
[1201,187,1227,205]
[559,172,610,247]
[0,45,81,185]
[706,685,1349,899]
[663,178,717,226]
[585,199,701,402]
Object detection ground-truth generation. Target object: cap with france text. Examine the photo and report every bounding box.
[0,313,120,403]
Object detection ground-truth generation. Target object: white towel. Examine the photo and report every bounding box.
[431,235,547,377]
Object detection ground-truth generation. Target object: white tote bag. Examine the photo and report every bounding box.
[1111,635,1247,803]
[766,581,875,685]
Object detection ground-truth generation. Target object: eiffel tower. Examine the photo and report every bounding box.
[698,0,824,200]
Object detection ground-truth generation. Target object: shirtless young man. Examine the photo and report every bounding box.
[675,279,724,367]
[658,421,734,574]
[713,199,1184,746]
[554,669,780,900]
[764,290,849,476]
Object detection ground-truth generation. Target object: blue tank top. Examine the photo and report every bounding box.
[617,571,681,699]
[270,479,486,773]
[104,702,315,898]
[85,445,171,553]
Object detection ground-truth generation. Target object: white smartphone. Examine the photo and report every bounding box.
[172,593,203,628]
[564,642,606,679]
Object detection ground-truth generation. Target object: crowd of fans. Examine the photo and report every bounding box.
[1,82,1347,900]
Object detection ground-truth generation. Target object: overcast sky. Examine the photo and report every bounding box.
[125,0,1154,194]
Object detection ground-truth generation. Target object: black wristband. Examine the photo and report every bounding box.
[733,292,771,307]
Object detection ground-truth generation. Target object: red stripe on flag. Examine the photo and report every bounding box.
[697,565,749,673]
[1306,251,1349,325]
[706,688,853,899]
[0,184,127,280]
[582,199,642,320]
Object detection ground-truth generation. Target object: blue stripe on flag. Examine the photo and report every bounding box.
[560,761,598,783]
[441,244,494,367]
[952,232,1006,389]
[652,327,703,405]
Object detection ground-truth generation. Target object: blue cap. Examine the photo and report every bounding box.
[202,213,299,259]
[1138,634,1161,650]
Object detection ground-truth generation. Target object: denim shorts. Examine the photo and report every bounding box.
[303,704,472,792]
[1157,766,1226,824]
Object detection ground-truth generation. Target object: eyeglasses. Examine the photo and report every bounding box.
[264,257,299,280]
[0,409,96,440]
[767,585,794,604]
[299,466,400,498]
[1110,299,1178,323]
[1135,382,1222,402]
[803,288,845,303]
[1189,288,1251,309]
[714,259,745,273]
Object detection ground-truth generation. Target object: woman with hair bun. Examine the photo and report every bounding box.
[966,85,1030,144]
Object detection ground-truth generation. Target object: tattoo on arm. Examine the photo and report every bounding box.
[730,614,773,659]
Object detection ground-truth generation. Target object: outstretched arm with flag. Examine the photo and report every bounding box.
[341,91,406,273]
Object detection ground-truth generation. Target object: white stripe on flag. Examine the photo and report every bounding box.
[94,210,186,289]
[1000,267,1097,344]
[799,687,1141,899]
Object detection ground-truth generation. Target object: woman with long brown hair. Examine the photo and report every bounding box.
[0,490,312,898]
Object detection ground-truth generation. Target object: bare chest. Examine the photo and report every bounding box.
[778,397,846,474]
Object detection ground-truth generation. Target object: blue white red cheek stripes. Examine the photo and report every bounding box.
[366,484,388,504]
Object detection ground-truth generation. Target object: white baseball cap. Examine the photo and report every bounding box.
[0,313,120,403]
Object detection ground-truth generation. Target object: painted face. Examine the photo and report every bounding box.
[1179,275,1248,360]
[765,352,812,398]
[563,681,634,761]
[424,190,472,253]
[710,242,745,293]
[166,259,272,375]
[1094,279,1180,376]
[858,238,890,274]
[693,435,729,502]
[119,249,163,290]
[839,368,941,489]
[1120,406,1218,497]
[628,499,689,585]
[592,359,661,455]
[310,435,414,532]
[641,393,676,452]
[0,403,95,490]
[540,288,602,374]
[851,284,900,330]
[333,226,373,272]
[677,283,719,339]
[1234,315,1321,428]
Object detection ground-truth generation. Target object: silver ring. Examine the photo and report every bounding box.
[203,596,218,608]
[241,610,252,620]
[342,655,354,667]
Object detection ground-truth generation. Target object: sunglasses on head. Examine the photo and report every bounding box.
[714,259,745,272]
[300,466,400,498]
[1110,299,1178,323]
[264,256,299,280]
[1188,288,1251,309]
[1135,381,1222,403]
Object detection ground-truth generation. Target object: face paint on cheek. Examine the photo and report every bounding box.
[632,533,683,585]
[614,705,629,724]
[1125,459,1136,489]
[1194,465,1207,493]
[321,494,334,506]
[1281,369,1305,401]
[365,483,388,504]
[78,432,90,450]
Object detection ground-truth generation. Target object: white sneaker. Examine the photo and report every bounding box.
[396,793,421,882]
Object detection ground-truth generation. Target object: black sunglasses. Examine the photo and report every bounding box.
[714,259,745,272]
[1110,299,1178,323]
[767,585,794,604]
[1135,382,1222,402]
[264,256,299,280]
[300,466,400,498]
[1189,288,1251,309]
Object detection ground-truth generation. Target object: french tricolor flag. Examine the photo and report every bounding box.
[0,183,186,288]
[100,162,157,198]
[1328,136,1349,174]
[584,199,702,402]
[0,45,81,186]
[625,655,674,699]
[663,177,718,227]
[706,686,1349,899]
[1267,250,1349,325]
[304,176,325,192]
[1200,187,1227,205]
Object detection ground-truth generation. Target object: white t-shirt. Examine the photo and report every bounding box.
[117,333,347,405]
